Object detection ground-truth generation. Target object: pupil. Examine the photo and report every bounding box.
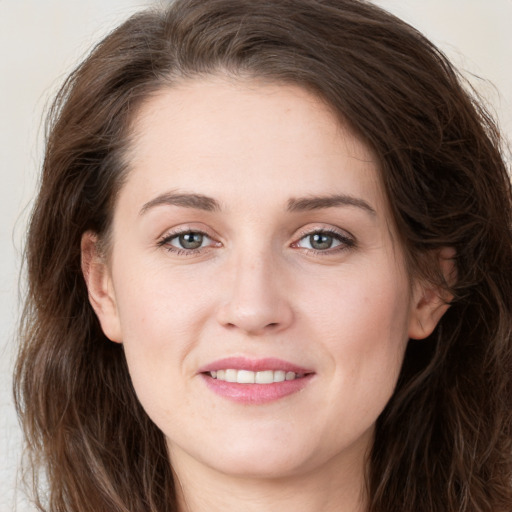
[310,233,333,250]
[179,232,203,249]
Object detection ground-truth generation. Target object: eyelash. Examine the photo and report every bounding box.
[157,227,356,256]
[291,227,356,255]
[157,228,217,256]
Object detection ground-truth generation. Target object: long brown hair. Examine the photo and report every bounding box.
[14,1,512,511]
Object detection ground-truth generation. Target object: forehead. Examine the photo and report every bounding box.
[121,77,387,216]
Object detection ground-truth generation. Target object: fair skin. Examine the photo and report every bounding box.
[82,77,449,512]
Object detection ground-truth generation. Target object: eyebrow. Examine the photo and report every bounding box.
[287,194,376,216]
[139,191,376,217]
[139,192,221,215]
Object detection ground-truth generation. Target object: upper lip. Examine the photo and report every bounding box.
[198,357,313,374]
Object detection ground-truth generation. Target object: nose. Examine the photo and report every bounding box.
[216,250,294,336]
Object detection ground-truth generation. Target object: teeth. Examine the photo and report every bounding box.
[274,370,285,382]
[255,370,273,384]
[225,369,237,382]
[209,369,302,383]
[237,370,255,384]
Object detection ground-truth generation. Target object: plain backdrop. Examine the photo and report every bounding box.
[1,1,510,510]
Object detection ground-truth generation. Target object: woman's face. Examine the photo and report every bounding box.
[86,78,440,481]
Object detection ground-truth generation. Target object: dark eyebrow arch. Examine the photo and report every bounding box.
[139,192,221,215]
[287,194,376,216]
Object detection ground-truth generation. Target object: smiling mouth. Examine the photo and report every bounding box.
[208,369,307,384]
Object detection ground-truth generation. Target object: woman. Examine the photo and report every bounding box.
[14,0,512,511]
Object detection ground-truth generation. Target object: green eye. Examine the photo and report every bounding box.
[159,229,221,255]
[308,233,336,250]
[162,231,213,251]
[174,232,205,250]
[294,230,354,252]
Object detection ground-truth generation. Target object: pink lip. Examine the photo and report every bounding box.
[198,357,315,405]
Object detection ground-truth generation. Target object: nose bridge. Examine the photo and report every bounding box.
[217,242,293,334]
[234,247,273,302]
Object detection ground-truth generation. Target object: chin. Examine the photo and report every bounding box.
[208,449,315,480]
[168,431,318,479]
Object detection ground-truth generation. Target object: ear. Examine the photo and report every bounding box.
[408,247,456,340]
[81,231,123,343]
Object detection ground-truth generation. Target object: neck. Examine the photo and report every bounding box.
[170,445,369,512]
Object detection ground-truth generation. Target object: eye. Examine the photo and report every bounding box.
[158,229,220,254]
[293,229,355,252]
[171,232,208,250]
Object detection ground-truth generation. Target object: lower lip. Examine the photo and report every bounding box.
[201,373,314,404]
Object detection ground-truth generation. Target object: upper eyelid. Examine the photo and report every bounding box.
[159,225,218,241]
[157,231,214,252]
[165,230,212,242]
[293,225,355,241]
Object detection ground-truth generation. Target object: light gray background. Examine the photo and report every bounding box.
[1,1,510,510]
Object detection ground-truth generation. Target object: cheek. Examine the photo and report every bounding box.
[109,252,226,390]
[113,285,197,426]
[302,267,411,414]
[112,251,210,337]
[301,263,411,348]
[109,258,198,382]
